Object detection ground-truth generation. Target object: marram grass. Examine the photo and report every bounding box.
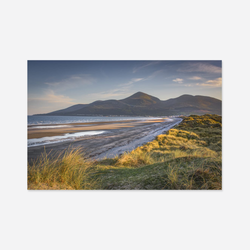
[28,147,99,190]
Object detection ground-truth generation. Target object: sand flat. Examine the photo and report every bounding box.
[28,119,165,139]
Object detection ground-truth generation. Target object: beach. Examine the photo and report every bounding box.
[28,118,182,163]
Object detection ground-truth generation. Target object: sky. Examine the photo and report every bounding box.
[28,60,222,115]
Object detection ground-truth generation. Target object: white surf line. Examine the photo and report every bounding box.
[93,118,182,160]
[28,125,72,129]
[28,130,106,147]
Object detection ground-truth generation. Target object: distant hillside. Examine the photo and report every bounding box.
[37,92,222,116]
[47,104,87,115]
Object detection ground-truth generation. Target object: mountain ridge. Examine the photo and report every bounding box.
[34,92,222,116]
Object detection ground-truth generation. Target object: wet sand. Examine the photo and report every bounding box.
[28,118,182,163]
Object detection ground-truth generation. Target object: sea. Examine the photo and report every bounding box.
[28,115,162,126]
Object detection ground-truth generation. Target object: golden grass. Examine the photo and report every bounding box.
[28,147,98,190]
[115,148,154,167]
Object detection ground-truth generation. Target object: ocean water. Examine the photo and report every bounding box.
[28,115,162,125]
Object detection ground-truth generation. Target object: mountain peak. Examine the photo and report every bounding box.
[134,91,147,95]
[179,94,193,98]
[121,92,161,106]
[128,91,150,98]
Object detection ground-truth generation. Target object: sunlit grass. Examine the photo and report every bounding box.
[28,147,98,190]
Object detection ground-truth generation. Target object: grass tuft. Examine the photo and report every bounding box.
[28,147,98,190]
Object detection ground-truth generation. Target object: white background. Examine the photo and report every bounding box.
[1,0,250,249]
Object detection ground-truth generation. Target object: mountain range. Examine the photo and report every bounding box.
[37,92,222,116]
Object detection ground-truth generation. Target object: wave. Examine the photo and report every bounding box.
[28,125,72,129]
[28,130,106,147]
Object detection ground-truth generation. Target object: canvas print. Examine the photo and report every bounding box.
[28,60,222,190]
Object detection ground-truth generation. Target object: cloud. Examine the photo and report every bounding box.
[120,78,144,87]
[189,76,202,80]
[91,90,129,99]
[89,78,144,100]
[196,77,222,87]
[173,78,183,83]
[133,62,159,73]
[89,87,131,100]
[177,63,222,73]
[133,78,144,82]
[29,90,76,105]
[144,69,165,81]
[45,74,95,88]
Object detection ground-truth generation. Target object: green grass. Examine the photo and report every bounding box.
[93,157,221,190]
[28,114,222,190]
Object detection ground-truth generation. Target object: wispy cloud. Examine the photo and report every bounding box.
[144,69,165,81]
[29,90,76,105]
[196,77,222,87]
[133,62,159,73]
[177,63,222,73]
[189,76,202,80]
[120,78,144,87]
[89,78,144,100]
[90,90,129,99]
[173,78,183,83]
[45,74,95,88]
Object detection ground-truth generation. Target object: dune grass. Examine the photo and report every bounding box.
[28,114,222,190]
[28,147,98,190]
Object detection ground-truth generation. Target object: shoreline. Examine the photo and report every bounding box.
[28,119,166,139]
[28,118,182,163]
